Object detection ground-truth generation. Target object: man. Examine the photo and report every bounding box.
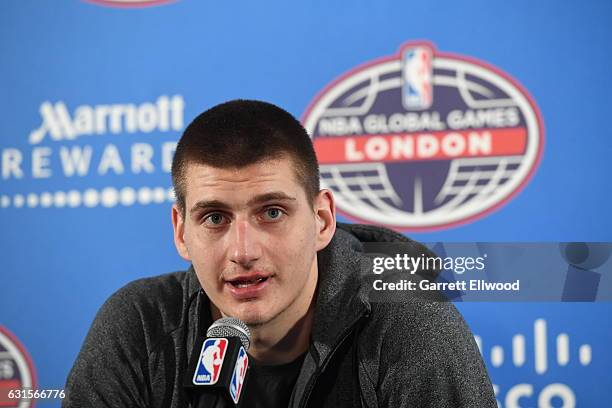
[64,100,496,407]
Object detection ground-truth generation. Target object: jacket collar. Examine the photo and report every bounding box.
[307,222,435,364]
[291,224,384,408]
[185,266,209,356]
[309,227,371,364]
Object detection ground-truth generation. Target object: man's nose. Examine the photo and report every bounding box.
[228,219,262,268]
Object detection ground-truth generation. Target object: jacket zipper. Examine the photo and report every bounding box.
[298,311,369,408]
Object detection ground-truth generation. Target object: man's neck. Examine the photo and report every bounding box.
[247,300,315,365]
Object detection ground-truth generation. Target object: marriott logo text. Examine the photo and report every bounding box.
[29,95,185,144]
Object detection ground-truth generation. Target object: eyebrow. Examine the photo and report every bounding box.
[189,191,297,215]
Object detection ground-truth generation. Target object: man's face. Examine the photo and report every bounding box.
[172,156,334,326]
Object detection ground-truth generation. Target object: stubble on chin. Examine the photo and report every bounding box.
[219,299,272,327]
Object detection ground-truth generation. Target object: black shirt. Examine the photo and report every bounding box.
[241,353,306,408]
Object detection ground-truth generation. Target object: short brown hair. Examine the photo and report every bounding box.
[171,99,320,215]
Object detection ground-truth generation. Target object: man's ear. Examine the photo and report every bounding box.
[314,189,336,251]
[172,203,191,261]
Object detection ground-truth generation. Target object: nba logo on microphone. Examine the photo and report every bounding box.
[229,347,249,403]
[193,338,228,385]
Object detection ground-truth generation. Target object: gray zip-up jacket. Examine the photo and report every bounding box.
[64,223,497,407]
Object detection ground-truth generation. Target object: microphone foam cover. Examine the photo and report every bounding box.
[207,317,251,351]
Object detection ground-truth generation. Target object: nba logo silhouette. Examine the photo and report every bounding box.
[229,347,249,403]
[402,45,433,110]
[193,338,228,385]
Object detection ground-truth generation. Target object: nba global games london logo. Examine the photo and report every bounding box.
[0,326,37,407]
[302,41,544,231]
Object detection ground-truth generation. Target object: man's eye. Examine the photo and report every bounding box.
[262,208,284,221]
[203,213,229,226]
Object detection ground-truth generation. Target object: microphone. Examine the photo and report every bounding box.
[184,317,251,407]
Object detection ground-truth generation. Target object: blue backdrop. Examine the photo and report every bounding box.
[1,1,611,406]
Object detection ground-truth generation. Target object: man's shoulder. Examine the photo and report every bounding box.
[114,270,192,302]
[90,270,196,353]
[360,297,481,372]
[105,270,192,314]
[64,270,197,406]
[367,297,470,341]
[360,298,496,407]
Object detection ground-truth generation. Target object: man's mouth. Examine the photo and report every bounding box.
[224,273,272,299]
[228,276,269,288]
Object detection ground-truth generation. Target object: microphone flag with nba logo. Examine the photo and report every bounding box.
[184,317,251,407]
